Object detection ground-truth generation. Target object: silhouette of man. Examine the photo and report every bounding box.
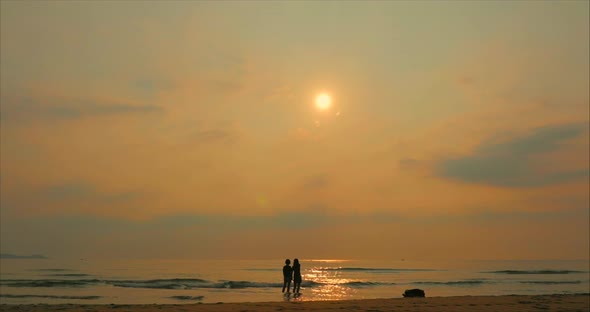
[282,259,292,293]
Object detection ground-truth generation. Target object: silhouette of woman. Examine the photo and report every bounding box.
[292,258,302,294]
[282,259,292,293]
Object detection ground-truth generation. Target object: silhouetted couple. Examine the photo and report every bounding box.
[282,258,302,294]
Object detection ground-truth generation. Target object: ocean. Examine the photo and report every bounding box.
[0,259,588,304]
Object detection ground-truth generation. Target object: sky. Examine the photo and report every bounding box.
[1,1,588,261]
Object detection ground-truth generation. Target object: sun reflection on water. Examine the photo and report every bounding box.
[304,266,358,301]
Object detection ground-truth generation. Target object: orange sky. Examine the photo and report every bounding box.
[1,1,588,260]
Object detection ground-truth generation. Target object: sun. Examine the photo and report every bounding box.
[315,93,332,110]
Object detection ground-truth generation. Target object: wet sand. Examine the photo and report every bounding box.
[1,294,589,312]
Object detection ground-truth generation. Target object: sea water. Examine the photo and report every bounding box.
[0,259,588,304]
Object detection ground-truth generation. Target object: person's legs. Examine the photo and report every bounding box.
[286,281,291,293]
[282,281,287,293]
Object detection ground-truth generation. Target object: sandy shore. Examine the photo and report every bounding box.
[1,294,588,312]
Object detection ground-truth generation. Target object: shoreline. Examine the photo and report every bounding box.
[1,294,588,312]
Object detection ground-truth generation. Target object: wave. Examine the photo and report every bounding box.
[487,270,584,275]
[0,278,280,290]
[30,269,73,272]
[0,294,100,300]
[0,278,395,290]
[169,295,204,301]
[10,277,580,289]
[298,280,394,288]
[217,281,282,289]
[413,280,486,286]
[342,281,395,287]
[46,274,92,277]
[109,278,210,290]
[519,281,582,285]
[301,280,322,287]
[0,279,102,288]
[320,267,436,273]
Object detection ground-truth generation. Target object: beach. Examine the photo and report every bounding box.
[2,1,589,311]
[1,294,589,312]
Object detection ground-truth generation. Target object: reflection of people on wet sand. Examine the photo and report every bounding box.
[282,259,292,293]
[292,258,302,294]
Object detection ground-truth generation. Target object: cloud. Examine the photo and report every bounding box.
[0,94,162,123]
[133,79,174,94]
[190,121,244,145]
[301,174,329,190]
[3,207,587,259]
[438,122,589,187]
[194,129,234,143]
[479,123,587,156]
[152,211,332,230]
[38,182,137,204]
[1,182,139,217]
[398,158,421,170]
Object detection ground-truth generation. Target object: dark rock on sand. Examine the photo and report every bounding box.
[403,289,426,297]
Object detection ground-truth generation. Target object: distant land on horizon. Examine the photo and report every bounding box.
[0,253,48,259]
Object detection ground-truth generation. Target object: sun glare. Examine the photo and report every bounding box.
[315,93,332,110]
